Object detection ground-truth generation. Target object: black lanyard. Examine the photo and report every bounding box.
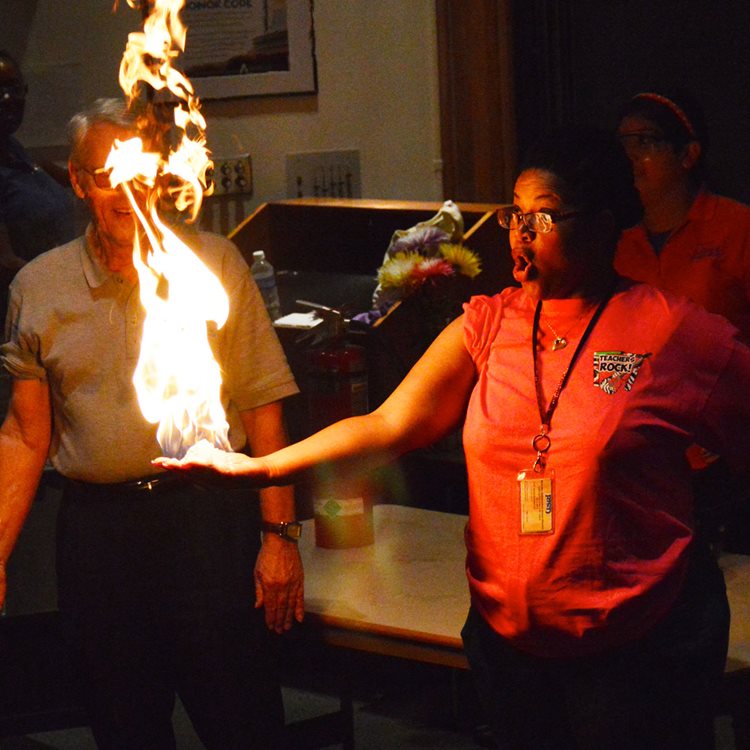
[530,291,612,472]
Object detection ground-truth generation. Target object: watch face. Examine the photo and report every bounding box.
[285,522,303,540]
[262,520,302,541]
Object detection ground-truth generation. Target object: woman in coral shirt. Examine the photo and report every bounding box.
[158,127,750,750]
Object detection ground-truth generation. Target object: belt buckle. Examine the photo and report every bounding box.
[133,476,162,493]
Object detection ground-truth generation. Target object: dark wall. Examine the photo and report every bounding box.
[513,0,750,202]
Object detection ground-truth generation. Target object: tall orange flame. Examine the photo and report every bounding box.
[118,0,212,220]
[109,0,231,458]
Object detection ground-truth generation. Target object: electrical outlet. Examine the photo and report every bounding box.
[209,154,253,196]
[286,149,361,198]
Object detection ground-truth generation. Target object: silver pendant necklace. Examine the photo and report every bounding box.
[545,319,571,350]
[544,311,590,351]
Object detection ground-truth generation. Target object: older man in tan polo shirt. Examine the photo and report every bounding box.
[0,97,303,750]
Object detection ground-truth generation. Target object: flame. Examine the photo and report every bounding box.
[131,212,231,459]
[118,0,213,221]
[108,0,231,458]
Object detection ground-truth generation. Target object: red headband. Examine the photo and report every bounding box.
[632,92,698,140]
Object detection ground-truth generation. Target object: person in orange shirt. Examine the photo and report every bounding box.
[616,90,750,554]
[615,90,750,337]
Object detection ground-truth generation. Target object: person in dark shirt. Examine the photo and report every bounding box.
[0,50,75,330]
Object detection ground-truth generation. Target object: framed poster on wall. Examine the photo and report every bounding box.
[180,0,316,99]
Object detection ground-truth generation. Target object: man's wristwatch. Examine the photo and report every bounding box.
[261,520,303,543]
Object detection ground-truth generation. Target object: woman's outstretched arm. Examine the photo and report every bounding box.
[154,315,476,485]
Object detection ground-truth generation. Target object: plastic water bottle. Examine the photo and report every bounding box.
[250,250,281,320]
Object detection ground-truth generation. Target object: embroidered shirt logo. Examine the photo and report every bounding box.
[593,351,651,395]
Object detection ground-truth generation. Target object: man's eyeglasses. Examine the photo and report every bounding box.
[617,132,670,158]
[0,84,28,102]
[496,207,587,234]
[79,166,117,190]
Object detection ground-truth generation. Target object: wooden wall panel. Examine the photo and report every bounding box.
[436,0,517,203]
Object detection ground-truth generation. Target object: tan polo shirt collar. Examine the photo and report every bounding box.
[80,224,135,291]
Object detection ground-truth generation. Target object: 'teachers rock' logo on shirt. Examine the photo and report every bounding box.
[593,351,651,395]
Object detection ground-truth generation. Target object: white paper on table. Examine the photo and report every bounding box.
[273,311,323,329]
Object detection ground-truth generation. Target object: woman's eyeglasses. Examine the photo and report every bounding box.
[496,207,587,234]
[617,132,670,158]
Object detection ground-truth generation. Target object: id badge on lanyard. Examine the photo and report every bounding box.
[521,290,612,535]
[518,467,554,534]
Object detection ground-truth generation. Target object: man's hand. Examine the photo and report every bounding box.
[254,533,304,634]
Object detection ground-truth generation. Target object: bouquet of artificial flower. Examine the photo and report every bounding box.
[376,233,482,306]
[355,203,481,335]
[372,233,482,344]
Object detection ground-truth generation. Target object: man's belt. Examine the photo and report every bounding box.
[63,473,186,499]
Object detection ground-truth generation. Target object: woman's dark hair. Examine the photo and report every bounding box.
[618,89,708,183]
[520,125,642,233]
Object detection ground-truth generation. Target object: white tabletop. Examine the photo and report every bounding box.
[300,503,469,653]
[721,553,750,673]
[300,503,750,673]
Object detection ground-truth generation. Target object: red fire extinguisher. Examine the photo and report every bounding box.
[299,301,369,434]
[297,301,374,548]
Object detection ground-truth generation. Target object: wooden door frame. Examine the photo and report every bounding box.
[435,0,517,203]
